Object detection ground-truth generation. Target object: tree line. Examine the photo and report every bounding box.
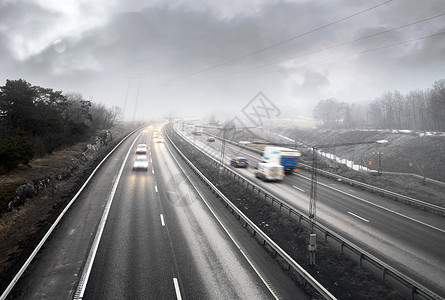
[0,79,122,172]
[313,79,445,131]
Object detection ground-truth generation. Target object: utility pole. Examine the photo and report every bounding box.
[309,147,318,234]
[307,139,388,265]
[308,147,318,265]
[132,77,141,122]
[122,77,133,120]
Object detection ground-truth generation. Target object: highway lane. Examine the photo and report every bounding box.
[4,126,309,299]
[8,128,144,299]
[180,125,445,296]
[82,127,303,299]
[82,131,180,299]
[156,129,309,299]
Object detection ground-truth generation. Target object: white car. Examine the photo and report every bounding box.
[133,155,149,171]
[136,143,147,154]
[154,136,164,143]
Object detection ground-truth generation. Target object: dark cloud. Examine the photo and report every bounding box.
[1,0,445,120]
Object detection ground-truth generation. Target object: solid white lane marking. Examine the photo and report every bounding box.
[155,185,158,193]
[164,142,280,299]
[292,185,305,192]
[295,173,445,234]
[348,211,370,223]
[73,133,140,300]
[160,214,165,226]
[173,278,182,300]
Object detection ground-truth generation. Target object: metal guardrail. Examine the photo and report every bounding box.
[166,126,337,300]
[203,131,445,216]
[298,162,445,216]
[176,125,443,300]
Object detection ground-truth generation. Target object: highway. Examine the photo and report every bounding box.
[179,124,445,297]
[5,126,308,299]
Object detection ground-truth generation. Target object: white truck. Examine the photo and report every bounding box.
[262,146,301,175]
[254,162,285,181]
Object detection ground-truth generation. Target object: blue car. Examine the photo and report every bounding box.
[230,157,249,168]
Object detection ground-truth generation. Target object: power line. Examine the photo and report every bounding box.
[169,0,393,81]
[180,30,445,84]
[185,13,445,81]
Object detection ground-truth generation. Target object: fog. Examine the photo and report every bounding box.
[1,0,444,121]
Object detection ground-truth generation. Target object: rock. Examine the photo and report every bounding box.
[16,183,36,198]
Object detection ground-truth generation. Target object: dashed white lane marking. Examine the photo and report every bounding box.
[173,278,182,300]
[292,185,305,192]
[295,173,445,234]
[152,168,155,174]
[155,185,158,193]
[160,214,165,226]
[348,211,370,223]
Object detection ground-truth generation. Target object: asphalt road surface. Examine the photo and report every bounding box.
[182,125,445,296]
[6,126,308,300]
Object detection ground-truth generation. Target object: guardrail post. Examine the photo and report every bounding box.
[382,267,386,283]
[324,231,328,242]
[359,253,364,268]
[411,285,416,300]
[340,241,344,255]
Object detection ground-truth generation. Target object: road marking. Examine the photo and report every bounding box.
[164,135,279,299]
[292,185,305,192]
[73,133,140,300]
[149,152,152,156]
[173,278,182,300]
[348,211,370,223]
[160,214,165,226]
[295,173,445,234]
[152,168,155,174]
[155,185,158,193]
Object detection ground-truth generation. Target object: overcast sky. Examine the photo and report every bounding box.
[1,0,444,121]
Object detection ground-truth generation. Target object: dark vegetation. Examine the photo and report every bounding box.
[166,125,404,299]
[313,79,445,131]
[0,79,122,172]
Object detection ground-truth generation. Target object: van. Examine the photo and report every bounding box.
[254,163,284,181]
